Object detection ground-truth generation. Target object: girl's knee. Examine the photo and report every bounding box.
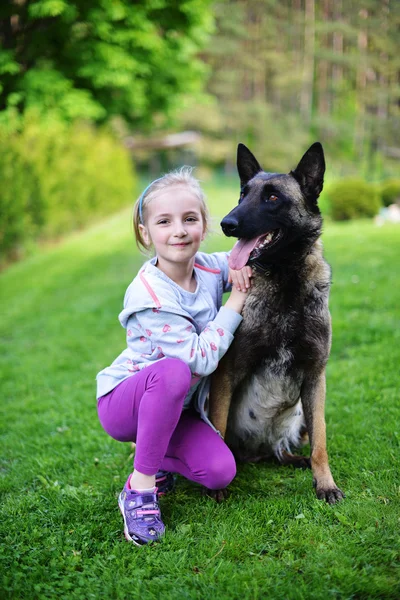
[203,452,237,490]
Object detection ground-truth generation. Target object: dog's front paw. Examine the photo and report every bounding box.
[314,483,345,504]
[203,488,229,503]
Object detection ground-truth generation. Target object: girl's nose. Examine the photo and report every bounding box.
[173,222,187,237]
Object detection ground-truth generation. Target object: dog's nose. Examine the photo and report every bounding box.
[221,217,238,236]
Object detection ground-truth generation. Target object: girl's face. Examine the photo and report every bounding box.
[139,185,206,267]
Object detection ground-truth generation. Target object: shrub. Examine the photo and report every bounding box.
[380,179,400,207]
[0,139,39,261]
[327,179,382,221]
[0,113,136,265]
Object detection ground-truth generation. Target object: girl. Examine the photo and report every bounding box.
[96,167,252,545]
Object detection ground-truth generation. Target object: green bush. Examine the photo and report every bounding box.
[327,178,382,221]
[0,138,38,262]
[380,179,400,207]
[0,112,136,265]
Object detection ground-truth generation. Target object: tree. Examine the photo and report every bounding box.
[178,0,400,176]
[0,0,213,126]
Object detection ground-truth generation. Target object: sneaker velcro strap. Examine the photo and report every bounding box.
[137,510,160,516]
[130,507,161,519]
[141,494,157,504]
[126,492,158,510]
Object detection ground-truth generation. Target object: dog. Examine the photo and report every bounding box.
[209,142,344,504]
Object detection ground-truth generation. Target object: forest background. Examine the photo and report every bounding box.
[0,0,399,264]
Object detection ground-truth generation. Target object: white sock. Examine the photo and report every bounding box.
[130,486,157,494]
[128,474,156,493]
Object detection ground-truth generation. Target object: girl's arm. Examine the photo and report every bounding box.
[130,305,243,378]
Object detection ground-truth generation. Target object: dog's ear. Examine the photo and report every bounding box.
[291,142,325,206]
[237,143,262,187]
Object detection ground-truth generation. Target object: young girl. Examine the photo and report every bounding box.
[96,167,252,545]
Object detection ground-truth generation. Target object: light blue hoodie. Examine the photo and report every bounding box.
[96,251,243,432]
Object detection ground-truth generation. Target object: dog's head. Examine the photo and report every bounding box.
[222,143,325,270]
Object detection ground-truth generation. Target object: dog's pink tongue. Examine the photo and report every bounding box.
[228,236,263,270]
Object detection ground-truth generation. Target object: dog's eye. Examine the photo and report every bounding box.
[239,192,244,203]
[268,194,278,202]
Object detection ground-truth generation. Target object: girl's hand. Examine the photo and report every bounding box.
[225,285,248,314]
[228,266,253,292]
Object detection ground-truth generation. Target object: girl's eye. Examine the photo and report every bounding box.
[157,220,169,225]
[268,194,278,202]
[186,217,198,222]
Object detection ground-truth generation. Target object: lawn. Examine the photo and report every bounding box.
[1,181,399,599]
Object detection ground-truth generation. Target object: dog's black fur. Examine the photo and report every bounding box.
[209,143,344,504]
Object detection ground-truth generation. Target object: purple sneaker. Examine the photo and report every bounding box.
[118,479,165,545]
[155,470,175,496]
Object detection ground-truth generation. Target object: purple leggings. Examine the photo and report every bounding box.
[97,358,236,490]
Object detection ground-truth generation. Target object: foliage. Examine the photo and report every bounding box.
[380,179,400,207]
[176,0,400,177]
[0,0,213,126]
[1,209,399,599]
[0,111,135,265]
[1,0,399,179]
[327,179,382,221]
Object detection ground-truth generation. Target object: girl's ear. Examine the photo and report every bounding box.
[139,224,151,247]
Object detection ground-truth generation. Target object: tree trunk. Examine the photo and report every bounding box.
[300,0,315,124]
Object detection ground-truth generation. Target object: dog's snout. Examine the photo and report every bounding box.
[221,217,238,237]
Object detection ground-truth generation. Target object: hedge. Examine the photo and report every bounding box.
[326,179,382,221]
[0,113,136,266]
[380,179,400,207]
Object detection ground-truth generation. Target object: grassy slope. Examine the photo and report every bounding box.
[1,183,399,599]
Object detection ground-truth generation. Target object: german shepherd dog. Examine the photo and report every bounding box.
[209,142,344,504]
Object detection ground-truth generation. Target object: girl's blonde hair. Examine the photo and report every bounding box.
[133,166,210,254]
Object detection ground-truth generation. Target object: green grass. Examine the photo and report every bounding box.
[1,184,399,599]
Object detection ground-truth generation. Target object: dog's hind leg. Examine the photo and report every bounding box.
[278,451,311,470]
[206,357,234,502]
[203,487,229,503]
[301,371,344,504]
[208,355,233,439]
[277,423,311,469]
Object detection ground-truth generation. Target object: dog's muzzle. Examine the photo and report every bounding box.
[221,216,238,237]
